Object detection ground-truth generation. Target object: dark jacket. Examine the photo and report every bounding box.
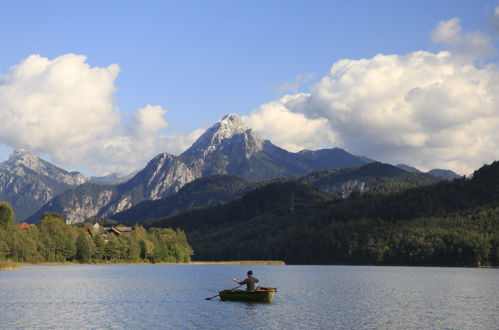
[238,275,259,291]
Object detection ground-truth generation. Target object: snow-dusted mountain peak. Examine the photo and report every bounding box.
[182,113,263,158]
[216,113,248,137]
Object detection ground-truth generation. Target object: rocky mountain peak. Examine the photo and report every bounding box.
[6,149,40,168]
[182,113,263,158]
[4,149,86,186]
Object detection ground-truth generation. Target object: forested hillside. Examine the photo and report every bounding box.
[0,202,192,265]
[151,162,499,266]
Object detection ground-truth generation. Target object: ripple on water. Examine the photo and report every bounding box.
[0,265,498,329]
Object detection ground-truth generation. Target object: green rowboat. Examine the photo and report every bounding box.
[219,287,277,303]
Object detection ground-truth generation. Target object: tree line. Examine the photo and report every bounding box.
[0,202,193,264]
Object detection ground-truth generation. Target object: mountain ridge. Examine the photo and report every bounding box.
[110,162,441,224]
[0,149,86,220]
[27,114,372,223]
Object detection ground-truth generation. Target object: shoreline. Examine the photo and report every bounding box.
[188,260,286,265]
[0,260,19,271]
[3,260,286,269]
[4,260,498,270]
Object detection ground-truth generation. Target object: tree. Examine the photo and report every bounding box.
[128,236,141,262]
[92,235,105,260]
[75,231,91,263]
[0,202,15,230]
[38,213,76,261]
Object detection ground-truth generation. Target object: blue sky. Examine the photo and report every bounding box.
[1,0,499,175]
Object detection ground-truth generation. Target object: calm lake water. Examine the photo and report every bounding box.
[0,265,497,329]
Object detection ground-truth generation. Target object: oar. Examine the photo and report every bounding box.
[205,284,242,300]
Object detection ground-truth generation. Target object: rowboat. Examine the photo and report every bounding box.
[219,287,277,303]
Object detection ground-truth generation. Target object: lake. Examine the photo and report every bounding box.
[0,265,497,329]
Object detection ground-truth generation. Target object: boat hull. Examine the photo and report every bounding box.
[219,288,277,303]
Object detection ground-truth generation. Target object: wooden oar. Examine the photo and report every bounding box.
[205,284,242,300]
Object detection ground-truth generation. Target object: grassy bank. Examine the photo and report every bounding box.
[0,259,19,270]
[7,260,286,267]
[189,260,286,265]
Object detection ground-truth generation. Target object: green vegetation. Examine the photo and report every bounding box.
[151,162,499,266]
[0,206,193,266]
[0,201,16,229]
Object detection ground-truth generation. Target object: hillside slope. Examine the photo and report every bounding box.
[151,162,499,266]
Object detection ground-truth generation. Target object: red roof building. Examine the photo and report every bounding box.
[16,222,30,229]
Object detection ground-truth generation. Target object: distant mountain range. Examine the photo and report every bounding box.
[0,114,460,224]
[111,162,441,224]
[27,114,378,223]
[396,164,461,180]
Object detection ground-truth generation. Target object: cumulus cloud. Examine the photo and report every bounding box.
[247,48,499,175]
[243,94,336,152]
[0,54,200,175]
[430,17,496,61]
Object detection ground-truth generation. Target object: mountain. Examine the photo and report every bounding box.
[110,175,255,224]
[179,114,369,179]
[26,183,117,224]
[396,163,461,180]
[298,162,441,197]
[110,162,441,224]
[0,149,86,220]
[427,169,461,180]
[396,164,421,173]
[149,162,499,266]
[89,171,138,185]
[30,114,372,224]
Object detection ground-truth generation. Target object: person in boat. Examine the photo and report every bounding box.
[232,270,259,291]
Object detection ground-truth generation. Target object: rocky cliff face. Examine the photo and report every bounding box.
[5,149,86,186]
[183,114,263,159]
[27,183,117,224]
[0,149,86,220]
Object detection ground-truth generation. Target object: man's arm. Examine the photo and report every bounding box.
[232,277,248,285]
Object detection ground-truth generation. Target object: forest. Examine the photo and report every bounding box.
[151,162,499,266]
[0,202,193,265]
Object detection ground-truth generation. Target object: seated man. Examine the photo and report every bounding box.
[232,270,259,291]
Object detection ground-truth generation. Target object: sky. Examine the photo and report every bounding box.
[1,0,499,176]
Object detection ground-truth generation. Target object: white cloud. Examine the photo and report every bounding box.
[3,16,498,178]
[275,73,315,95]
[247,48,499,175]
[430,18,496,61]
[243,94,336,152]
[0,54,200,175]
[430,18,462,44]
